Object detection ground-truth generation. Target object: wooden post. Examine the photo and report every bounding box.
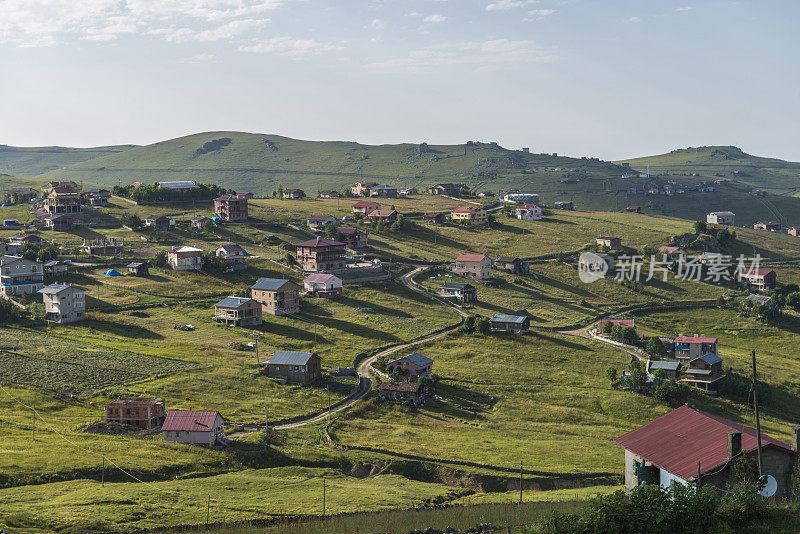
[752,350,763,476]
[697,460,701,487]
[519,461,523,503]
[322,477,326,518]
[32,400,35,441]
[101,456,105,486]
[206,495,210,527]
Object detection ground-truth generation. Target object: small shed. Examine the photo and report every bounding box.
[489,314,530,334]
[262,351,322,385]
[379,382,427,405]
[127,262,149,276]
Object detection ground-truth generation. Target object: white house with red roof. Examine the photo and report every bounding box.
[740,267,776,292]
[162,410,224,447]
[706,211,735,225]
[303,273,343,298]
[515,203,542,220]
[451,253,491,280]
[674,335,718,364]
[351,200,380,216]
[614,405,798,499]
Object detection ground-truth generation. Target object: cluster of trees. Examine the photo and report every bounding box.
[112,183,234,204]
[646,336,670,359]
[460,314,490,335]
[608,360,691,407]
[195,137,231,155]
[692,220,736,247]
[738,284,800,324]
[601,321,638,345]
[0,298,25,324]
[21,243,57,263]
[717,368,773,407]
[120,213,143,230]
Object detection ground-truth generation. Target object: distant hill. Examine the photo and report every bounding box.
[616,146,800,192]
[0,144,137,177]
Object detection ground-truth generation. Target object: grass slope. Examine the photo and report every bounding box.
[0,144,136,177]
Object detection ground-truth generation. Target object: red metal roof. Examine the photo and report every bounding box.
[741,268,774,276]
[295,237,345,248]
[455,253,488,262]
[600,318,635,328]
[162,410,223,432]
[674,336,718,344]
[613,405,795,481]
[516,204,538,210]
[452,206,480,213]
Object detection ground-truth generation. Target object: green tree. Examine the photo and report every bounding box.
[605,366,618,386]
[324,223,338,239]
[153,250,168,267]
[284,252,295,265]
[460,315,476,333]
[693,220,708,234]
[647,337,666,358]
[476,316,490,335]
[277,184,284,199]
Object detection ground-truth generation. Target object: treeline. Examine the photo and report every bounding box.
[112,183,234,204]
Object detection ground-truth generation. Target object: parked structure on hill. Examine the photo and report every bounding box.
[754,220,781,232]
[263,350,322,385]
[740,268,776,292]
[44,184,81,215]
[0,255,43,297]
[379,381,427,405]
[251,277,301,315]
[614,405,798,500]
[490,314,530,334]
[450,205,488,226]
[303,273,343,298]
[596,236,622,250]
[439,282,477,302]
[451,253,492,280]
[162,410,224,447]
[295,237,347,273]
[213,194,248,221]
[386,352,433,379]
[706,211,735,225]
[213,296,262,327]
[105,397,166,430]
[166,246,203,271]
[39,284,85,323]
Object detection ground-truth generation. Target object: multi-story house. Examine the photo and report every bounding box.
[429,183,467,196]
[105,397,167,430]
[213,194,248,221]
[740,267,776,291]
[351,181,378,196]
[39,283,85,323]
[674,335,718,365]
[282,188,305,200]
[515,203,542,220]
[0,255,43,298]
[213,296,262,326]
[336,227,368,249]
[451,253,492,280]
[295,237,347,272]
[706,211,735,225]
[450,206,488,226]
[250,277,301,315]
[368,184,398,198]
[351,200,380,216]
[44,184,81,215]
[166,246,204,271]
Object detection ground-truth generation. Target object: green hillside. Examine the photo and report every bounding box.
[0,144,137,177]
[616,145,800,193]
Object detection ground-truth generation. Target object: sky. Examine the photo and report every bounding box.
[1,0,799,161]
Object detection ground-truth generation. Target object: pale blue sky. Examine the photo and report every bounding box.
[1,0,798,160]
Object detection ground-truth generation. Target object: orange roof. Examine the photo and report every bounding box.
[452,206,481,213]
[455,253,488,262]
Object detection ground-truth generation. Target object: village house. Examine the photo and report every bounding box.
[599,318,635,330]
[44,213,73,231]
[303,273,343,298]
[515,203,542,220]
[0,255,43,298]
[216,244,246,261]
[439,282,477,302]
[681,353,725,391]
[81,238,123,256]
[43,260,70,279]
[754,220,781,232]
[450,205,488,226]
[336,227,368,249]
[236,192,254,200]
[554,201,574,210]
[351,200,381,216]
[367,209,398,224]
[646,360,682,380]
[740,267,776,292]
[143,215,176,231]
[0,241,22,255]
[596,236,622,251]
[83,188,111,207]
[451,253,491,280]
[306,214,338,231]
[6,187,38,203]
[318,190,340,198]
[503,193,539,204]
[429,183,467,196]
[126,261,149,276]
[42,181,78,195]
[8,233,43,247]
[351,181,378,196]
[44,184,81,215]
[105,397,166,430]
[213,296,263,327]
[706,211,735,225]
[162,410,224,447]
[251,277,301,315]
[166,246,203,271]
[625,206,642,213]
[386,352,433,379]
[787,226,800,237]
[368,184,398,198]
[379,381,427,405]
[282,188,305,200]
[398,187,418,196]
[493,256,529,274]
[39,284,85,323]
[422,212,446,224]
[191,215,209,231]
[674,335,718,365]
[490,314,530,334]
[613,405,799,500]
[213,194,248,221]
[262,350,322,385]
[295,237,347,273]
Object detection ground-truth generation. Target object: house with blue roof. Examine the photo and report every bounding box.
[682,352,725,392]
[213,296,262,327]
[262,350,322,384]
[387,352,433,379]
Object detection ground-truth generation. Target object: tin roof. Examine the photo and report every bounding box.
[295,237,345,248]
[39,284,72,295]
[303,273,340,283]
[490,314,528,324]
[675,336,718,344]
[455,253,488,262]
[613,404,795,481]
[251,277,295,291]
[162,410,222,432]
[267,350,317,366]
[648,360,682,371]
[214,296,254,309]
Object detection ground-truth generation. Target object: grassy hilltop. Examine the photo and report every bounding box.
[0,144,136,177]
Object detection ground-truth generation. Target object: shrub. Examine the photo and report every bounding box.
[719,483,767,523]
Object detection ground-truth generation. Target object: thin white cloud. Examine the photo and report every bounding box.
[423,14,447,23]
[626,16,641,23]
[522,8,556,20]
[188,53,216,63]
[370,18,386,29]
[407,11,421,17]
[675,6,694,11]
[485,0,531,12]
[366,39,557,72]
[238,37,343,58]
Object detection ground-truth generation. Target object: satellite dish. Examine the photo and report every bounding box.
[759,474,778,498]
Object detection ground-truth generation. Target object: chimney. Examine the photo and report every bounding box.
[727,430,742,458]
[792,427,800,452]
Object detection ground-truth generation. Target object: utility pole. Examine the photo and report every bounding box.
[32,400,35,441]
[752,350,763,476]
[519,461,524,503]
[265,404,268,432]
[322,477,326,517]
[206,495,210,527]
[254,339,259,365]
[102,456,105,487]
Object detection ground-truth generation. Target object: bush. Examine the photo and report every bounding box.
[652,379,690,407]
[460,315,476,333]
[719,483,767,523]
[646,337,667,358]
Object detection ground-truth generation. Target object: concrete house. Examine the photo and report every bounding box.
[439,282,477,303]
[707,211,735,225]
[127,262,149,276]
[215,244,246,261]
[295,237,347,273]
[429,183,467,196]
[336,227,368,249]
[162,410,224,447]
[263,350,322,385]
[754,220,781,232]
[0,255,43,298]
[451,206,488,226]
[307,214,337,231]
[0,241,23,255]
[81,238,123,256]
[44,260,70,279]
[351,181,378,196]
[282,188,305,200]
[166,246,203,271]
[515,203,542,220]
[8,233,43,247]
[303,273,343,298]
[554,201,574,210]
[740,268,776,291]
[614,405,798,500]
[213,296,262,327]
[368,184,398,198]
[191,215,209,231]
[493,256,529,274]
[596,236,622,250]
[39,284,85,323]
[386,352,433,379]
[352,200,381,216]
[144,215,176,231]
[451,253,492,280]
[251,277,301,315]
[674,336,718,365]
[105,397,166,430]
[379,381,427,405]
[213,194,248,221]
[367,209,398,224]
[490,314,530,334]
[44,184,81,215]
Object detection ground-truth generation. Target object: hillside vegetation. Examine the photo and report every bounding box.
[0,144,136,177]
